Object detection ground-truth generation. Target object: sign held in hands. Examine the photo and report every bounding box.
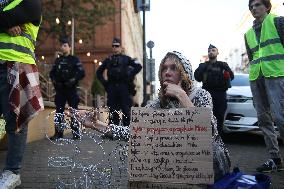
[128,107,214,185]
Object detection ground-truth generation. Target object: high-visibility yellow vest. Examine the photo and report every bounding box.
[0,0,40,64]
[245,14,284,81]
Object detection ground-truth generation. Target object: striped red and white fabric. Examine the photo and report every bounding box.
[6,62,44,131]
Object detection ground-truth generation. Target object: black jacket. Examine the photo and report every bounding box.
[194,61,234,91]
[96,54,142,89]
[50,55,85,89]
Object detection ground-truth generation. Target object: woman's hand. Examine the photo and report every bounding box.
[163,81,194,108]
[68,108,109,133]
[163,81,184,98]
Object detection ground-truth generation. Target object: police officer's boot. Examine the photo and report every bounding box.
[49,129,63,140]
[50,113,65,140]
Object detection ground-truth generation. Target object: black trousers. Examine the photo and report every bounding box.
[107,83,132,126]
[208,90,227,135]
[54,87,80,136]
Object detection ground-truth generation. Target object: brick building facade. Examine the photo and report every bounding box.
[36,0,143,106]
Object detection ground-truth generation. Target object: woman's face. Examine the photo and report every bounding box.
[161,58,181,85]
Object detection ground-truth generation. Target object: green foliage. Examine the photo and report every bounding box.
[91,74,105,96]
[39,0,116,45]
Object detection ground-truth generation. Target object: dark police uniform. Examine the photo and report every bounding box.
[96,53,142,126]
[194,60,234,135]
[50,54,85,139]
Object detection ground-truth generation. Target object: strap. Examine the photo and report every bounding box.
[0,42,35,60]
[250,54,284,65]
[250,38,281,54]
[20,32,36,47]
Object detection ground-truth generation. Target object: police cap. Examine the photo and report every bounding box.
[208,44,217,50]
[59,37,70,45]
[112,37,121,46]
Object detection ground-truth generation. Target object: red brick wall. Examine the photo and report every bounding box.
[36,0,122,92]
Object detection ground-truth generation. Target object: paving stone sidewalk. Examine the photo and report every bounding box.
[0,132,283,189]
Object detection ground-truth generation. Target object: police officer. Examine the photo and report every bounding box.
[194,44,234,136]
[96,37,142,126]
[49,37,85,140]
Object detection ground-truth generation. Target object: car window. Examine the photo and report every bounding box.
[231,75,250,86]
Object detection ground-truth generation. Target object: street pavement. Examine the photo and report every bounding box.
[0,131,284,188]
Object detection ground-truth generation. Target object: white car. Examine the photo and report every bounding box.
[223,74,259,133]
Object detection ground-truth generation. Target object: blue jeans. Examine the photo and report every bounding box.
[0,63,28,174]
[250,76,284,159]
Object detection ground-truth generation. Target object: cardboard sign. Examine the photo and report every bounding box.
[128,107,214,185]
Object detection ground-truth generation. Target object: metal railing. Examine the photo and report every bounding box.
[37,61,106,107]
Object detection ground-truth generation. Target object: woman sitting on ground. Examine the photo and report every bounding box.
[72,51,231,181]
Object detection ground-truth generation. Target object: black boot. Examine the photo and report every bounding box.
[49,130,63,140]
[50,113,65,140]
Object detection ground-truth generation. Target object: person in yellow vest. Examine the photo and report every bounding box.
[245,0,284,173]
[0,0,43,188]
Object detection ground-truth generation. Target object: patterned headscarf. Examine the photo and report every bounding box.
[170,51,193,81]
